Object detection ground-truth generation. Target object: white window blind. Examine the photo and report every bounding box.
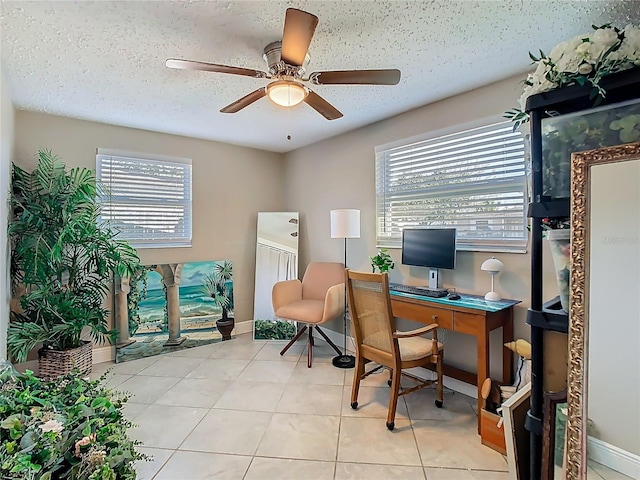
[96,150,192,248]
[375,121,528,252]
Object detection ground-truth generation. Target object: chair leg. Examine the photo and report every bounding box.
[386,367,402,430]
[350,355,365,410]
[435,354,444,408]
[315,325,342,355]
[307,326,314,368]
[280,325,307,356]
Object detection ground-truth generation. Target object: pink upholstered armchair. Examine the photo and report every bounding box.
[272,262,345,367]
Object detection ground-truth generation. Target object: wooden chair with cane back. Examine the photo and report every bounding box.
[345,269,445,430]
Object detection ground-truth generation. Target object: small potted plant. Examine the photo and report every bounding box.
[201,260,235,340]
[370,248,395,273]
[7,150,140,378]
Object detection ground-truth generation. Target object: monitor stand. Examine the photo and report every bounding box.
[428,268,447,292]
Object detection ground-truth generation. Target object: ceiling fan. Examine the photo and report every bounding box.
[165,8,401,120]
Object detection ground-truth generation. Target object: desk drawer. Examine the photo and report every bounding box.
[391,300,453,329]
[419,305,453,330]
[454,312,482,334]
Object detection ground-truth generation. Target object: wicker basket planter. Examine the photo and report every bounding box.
[38,341,92,380]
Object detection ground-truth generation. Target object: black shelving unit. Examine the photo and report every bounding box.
[525,68,640,480]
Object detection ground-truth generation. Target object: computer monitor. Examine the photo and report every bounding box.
[401,228,456,289]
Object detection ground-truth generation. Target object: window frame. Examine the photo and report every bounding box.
[375,116,529,253]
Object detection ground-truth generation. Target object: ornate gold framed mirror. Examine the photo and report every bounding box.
[566,142,640,479]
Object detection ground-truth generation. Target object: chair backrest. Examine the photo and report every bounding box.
[346,270,397,356]
[301,262,345,300]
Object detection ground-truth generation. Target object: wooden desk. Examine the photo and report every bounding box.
[390,291,520,433]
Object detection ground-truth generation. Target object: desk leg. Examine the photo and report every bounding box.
[477,322,490,434]
[502,310,514,386]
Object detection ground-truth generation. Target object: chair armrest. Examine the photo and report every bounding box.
[393,323,439,339]
[272,279,302,312]
[321,282,345,323]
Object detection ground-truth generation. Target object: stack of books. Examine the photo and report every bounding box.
[500,385,517,403]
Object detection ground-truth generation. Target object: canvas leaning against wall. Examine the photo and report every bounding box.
[115,260,233,363]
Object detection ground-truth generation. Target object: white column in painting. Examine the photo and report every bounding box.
[330,208,360,369]
[157,263,186,346]
[115,276,135,347]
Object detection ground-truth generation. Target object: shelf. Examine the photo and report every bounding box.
[526,297,568,333]
[528,200,569,219]
[525,67,640,114]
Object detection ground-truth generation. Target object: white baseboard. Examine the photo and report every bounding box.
[234,319,253,336]
[588,436,640,479]
[93,345,115,364]
[313,327,477,399]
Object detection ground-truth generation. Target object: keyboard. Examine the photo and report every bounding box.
[389,283,448,298]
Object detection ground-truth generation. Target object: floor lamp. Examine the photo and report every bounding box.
[330,208,360,369]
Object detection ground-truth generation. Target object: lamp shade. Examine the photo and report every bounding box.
[330,209,360,239]
[481,257,504,273]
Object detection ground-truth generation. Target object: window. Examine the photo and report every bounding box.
[96,149,192,248]
[375,120,527,252]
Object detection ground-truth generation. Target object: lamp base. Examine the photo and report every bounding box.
[485,291,501,301]
[332,354,355,369]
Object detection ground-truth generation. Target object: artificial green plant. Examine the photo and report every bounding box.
[370,248,395,273]
[0,363,148,479]
[7,149,140,362]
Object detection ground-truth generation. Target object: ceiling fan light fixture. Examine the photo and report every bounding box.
[266,80,308,107]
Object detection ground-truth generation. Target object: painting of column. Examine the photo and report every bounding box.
[115,259,233,363]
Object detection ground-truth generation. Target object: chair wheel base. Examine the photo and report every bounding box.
[435,399,443,408]
[351,402,358,410]
[386,421,395,431]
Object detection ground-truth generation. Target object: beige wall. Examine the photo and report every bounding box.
[0,71,14,361]
[13,111,286,330]
[284,74,558,376]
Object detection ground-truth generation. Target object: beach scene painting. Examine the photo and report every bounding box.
[116,260,233,363]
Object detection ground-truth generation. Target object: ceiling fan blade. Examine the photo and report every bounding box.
[304,90,343,120]
[220,88,267,114]
[166,58,269,79]
[280,8,318,67]
[308,69,401,85]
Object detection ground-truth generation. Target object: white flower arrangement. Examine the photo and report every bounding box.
[506,23,640,129]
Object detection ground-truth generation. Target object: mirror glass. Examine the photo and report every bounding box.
[253,212,299,341]
[566,143,640,480]
[585,159,639,479]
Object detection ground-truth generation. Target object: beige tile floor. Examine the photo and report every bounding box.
[91,334,626,480]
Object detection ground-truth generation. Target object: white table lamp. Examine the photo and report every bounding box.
[481,257,504,301]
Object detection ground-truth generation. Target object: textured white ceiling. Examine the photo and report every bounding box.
[2,1,639,153]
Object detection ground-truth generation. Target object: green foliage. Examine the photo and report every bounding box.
[200,260,234,321]
[254,320,297,340]
[0,365,148,479]
[8,150,140,362]
[370,248,395,273]
[126,265,154,336]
